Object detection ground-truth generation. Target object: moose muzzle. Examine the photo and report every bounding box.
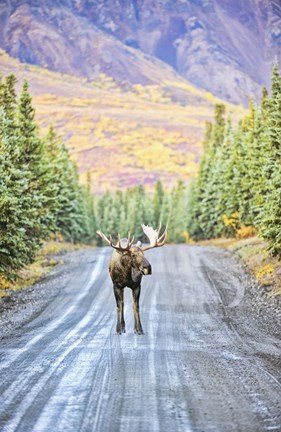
[142,264,152,275]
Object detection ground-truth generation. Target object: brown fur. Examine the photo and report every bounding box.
[109,244,151,334]
[97,225,167,334]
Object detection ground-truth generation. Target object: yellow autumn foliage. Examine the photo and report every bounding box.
[254,264,275,286]
[222,212,239,229]
[236,225,256,239]
[0,275,12,290]
[181,231,195,244]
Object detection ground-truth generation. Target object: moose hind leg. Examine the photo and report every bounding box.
[132,285,144,335]
[113,285,125,335]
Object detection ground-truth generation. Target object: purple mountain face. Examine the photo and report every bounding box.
[0,0,280,104]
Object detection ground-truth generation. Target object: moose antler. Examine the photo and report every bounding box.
[97,230,134,252]
[141,223,168,251]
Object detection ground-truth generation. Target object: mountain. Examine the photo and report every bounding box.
[0,49,244,192]
[0,0,280,104]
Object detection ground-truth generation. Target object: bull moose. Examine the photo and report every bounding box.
[97,224,168,335]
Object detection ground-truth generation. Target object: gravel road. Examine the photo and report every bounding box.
[0,245,280,432]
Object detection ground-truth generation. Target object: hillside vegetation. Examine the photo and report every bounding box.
[0,49,244,192]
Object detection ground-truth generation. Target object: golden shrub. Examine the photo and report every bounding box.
[222,212,239,229]
[181,231,195,244]
[236,225,256,239]
[0,274,12,290]
[255,263,274,278]
[254,263,275,286]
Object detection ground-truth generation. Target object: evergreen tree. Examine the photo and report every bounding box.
[211,117,237,236]
[55,145,81,242]
[153,180,165,227]
[17,80,54,243]
[196,103,226,239]
[187,121,213,239]
[259,64,281,254]
[84,172,96,240]
[0,77,35,275]
[0,74,4,106]
[168,181,189,242]
[236,100,257,226]
[43,126,96,244]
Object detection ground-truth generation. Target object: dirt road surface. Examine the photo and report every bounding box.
[0,245,280,432]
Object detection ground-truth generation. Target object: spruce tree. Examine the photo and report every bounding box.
[84,172,96,240]
[45,126,91,243]
[198,103,226,238]
[187,121,213,239]
[0,76,34,275]
[153,181,164,227]
[259,64,281,254]
[168,181,189,242]
[17,80,54,243]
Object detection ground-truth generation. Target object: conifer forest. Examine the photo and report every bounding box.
[0,65,280,280]
[187,65,281,255]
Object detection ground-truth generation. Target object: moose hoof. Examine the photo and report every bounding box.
[116,326,126,335]
[134,329,144,335]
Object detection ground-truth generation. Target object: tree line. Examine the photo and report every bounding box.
[186,65,281,255]
[0,74,95,278]
[95,180,190,246]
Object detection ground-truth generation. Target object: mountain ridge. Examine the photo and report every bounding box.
[0,0,280,104]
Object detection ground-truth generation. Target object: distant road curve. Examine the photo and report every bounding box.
[0,245,280,432]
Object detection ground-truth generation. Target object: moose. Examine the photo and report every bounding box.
[97,224,168,335]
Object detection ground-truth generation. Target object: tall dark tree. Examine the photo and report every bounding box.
[17,80,54,243]
[153,180,165,227]
[0,76,36,275]
[197,103,226,238]
[259,64,281,254]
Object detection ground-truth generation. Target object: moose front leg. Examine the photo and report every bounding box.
[132,285,144,335]
[113,285,125,335]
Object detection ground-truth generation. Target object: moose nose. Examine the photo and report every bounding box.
[144,264,152,275]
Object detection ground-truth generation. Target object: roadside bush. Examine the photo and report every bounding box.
[236,226,257,239]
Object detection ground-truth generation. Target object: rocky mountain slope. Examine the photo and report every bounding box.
[0,0,280,104]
